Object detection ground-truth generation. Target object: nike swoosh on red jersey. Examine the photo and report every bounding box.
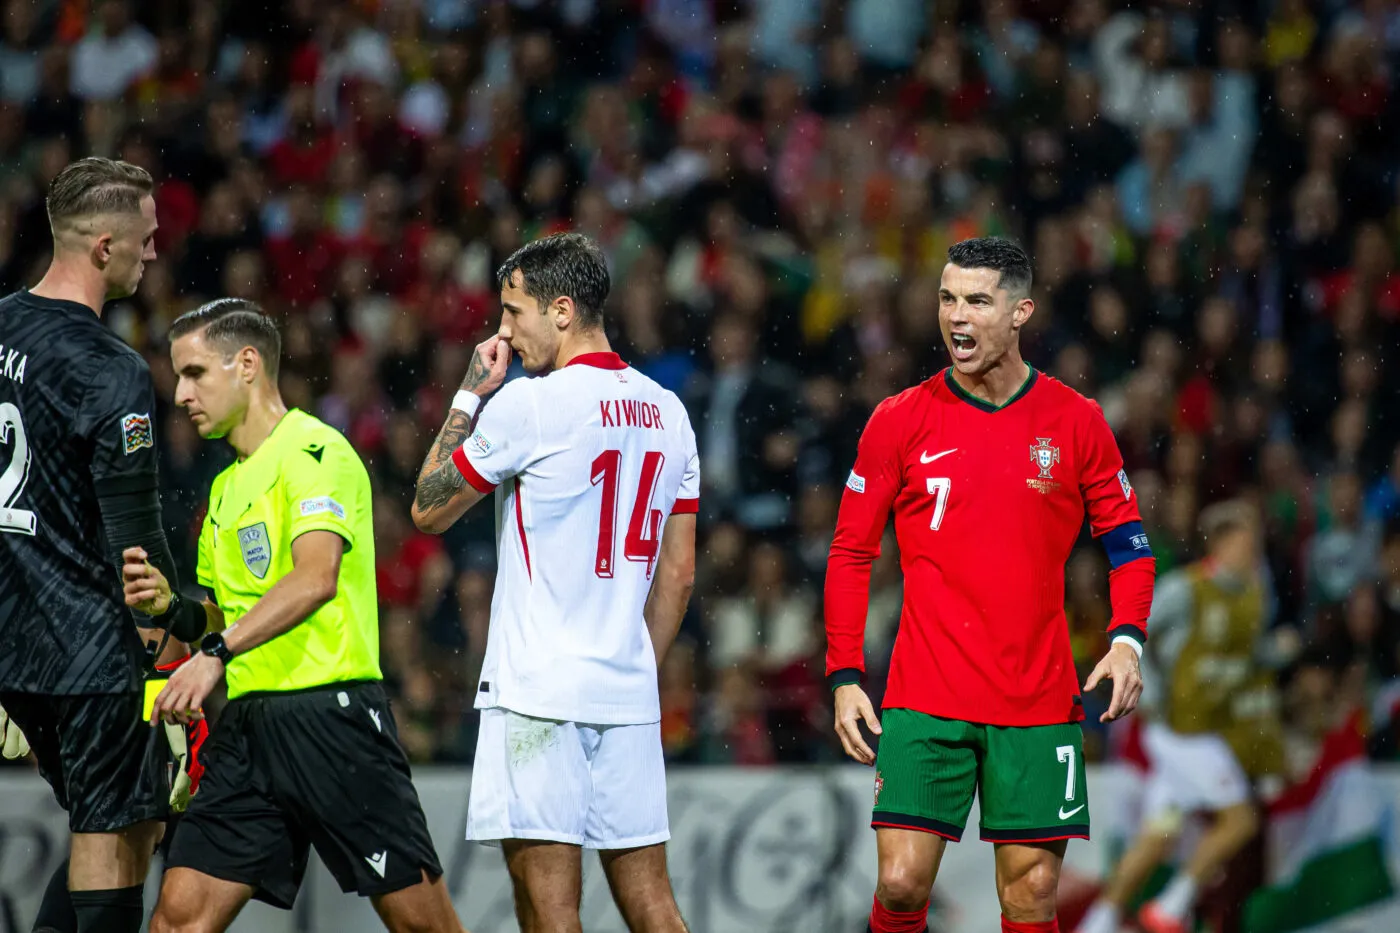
[920,449,958,464]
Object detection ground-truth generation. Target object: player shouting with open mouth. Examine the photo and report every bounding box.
[825,237,1157,933]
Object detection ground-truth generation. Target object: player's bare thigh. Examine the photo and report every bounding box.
[599,843,686,933]
[148,867,254,933]
[503,839,583,933]
[875,827,948,911]
[68,820,164,890]
[994,840,1067,924]
[370,869,467,933]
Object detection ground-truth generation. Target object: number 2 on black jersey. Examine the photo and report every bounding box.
[0,402,36,535]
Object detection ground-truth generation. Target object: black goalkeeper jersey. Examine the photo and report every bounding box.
[0,290,159,694]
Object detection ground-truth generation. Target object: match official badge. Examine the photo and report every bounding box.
[121,412,153,455]
[238,522,271,579]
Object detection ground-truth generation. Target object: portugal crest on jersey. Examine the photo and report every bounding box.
[1029,437,1060,479]
[238,522,271,579]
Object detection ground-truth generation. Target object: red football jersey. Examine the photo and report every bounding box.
[825,367,1149,727]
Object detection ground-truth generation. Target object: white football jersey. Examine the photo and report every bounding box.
[451,351,700,725]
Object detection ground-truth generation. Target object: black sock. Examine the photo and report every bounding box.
[32,857,76,933]
[70,885,144,933]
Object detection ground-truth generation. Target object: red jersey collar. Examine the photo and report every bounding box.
[566,351,628,370]
[942,365,1038,413]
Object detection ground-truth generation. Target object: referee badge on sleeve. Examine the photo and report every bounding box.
[238,522,271,579]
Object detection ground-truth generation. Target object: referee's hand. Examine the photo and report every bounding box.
[122,546,172,616]
[151,653,223,726]
[834,684,882,765]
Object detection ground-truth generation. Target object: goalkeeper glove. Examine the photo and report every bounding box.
[0,703,30,760]
[153,654,209,811]
[164,719,192,811]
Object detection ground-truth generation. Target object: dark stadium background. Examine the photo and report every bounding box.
[0,0,1399,904]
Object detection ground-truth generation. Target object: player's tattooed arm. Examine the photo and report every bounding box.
[414,410,470,514]
[412,335,510,533]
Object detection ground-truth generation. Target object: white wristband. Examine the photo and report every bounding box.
[451,390,481,419]
[1111,634,1144,658]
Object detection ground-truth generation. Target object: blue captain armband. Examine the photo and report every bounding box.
[1099,521,1153,568]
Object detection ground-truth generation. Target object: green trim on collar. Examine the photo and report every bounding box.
[943,365,1038,412]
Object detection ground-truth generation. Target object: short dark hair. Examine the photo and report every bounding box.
[169,298,282,380]
[46,157,153,234]
[495,232,610,328]
[946,236,1033,298]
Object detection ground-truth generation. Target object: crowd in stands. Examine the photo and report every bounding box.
[1,0,1399,769]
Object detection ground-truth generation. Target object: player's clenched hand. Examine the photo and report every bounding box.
[122,546,172,615]
[833,684,882,765]
[1084,641,1143,723]
[462,334,512,398]
[151,653,223,726]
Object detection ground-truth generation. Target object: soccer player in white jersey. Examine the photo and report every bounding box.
[412,232,698,933]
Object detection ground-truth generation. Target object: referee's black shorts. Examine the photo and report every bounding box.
[165,680,442,909]
[0,689,169,832]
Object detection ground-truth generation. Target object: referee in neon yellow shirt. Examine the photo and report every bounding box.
[120,299,466,933]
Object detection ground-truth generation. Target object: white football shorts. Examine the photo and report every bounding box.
[1141,722,1251,822]
[466,708,670,849]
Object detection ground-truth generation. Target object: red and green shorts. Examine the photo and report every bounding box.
[871,708,1090,844]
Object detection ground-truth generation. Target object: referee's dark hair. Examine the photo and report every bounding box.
[170,298,282,380]
[947,236,1033,300]
[495,232,610,330]
[46,157,153,235]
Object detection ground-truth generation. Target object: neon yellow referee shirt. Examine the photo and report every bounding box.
[196,409,380,699]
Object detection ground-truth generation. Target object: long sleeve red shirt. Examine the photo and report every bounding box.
[825,367,1156,726]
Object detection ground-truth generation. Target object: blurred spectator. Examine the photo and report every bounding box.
[1096,10,1191,134]
[1305,471,1382,615]
[847,0,926,73]
[685,314,803,529]
[70,0,156,102]
[0,3,40,105]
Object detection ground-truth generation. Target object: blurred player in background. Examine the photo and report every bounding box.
[1077,501,1281,933]
[825,237,1157,933]
[412,233,698,933]
[121,298,464,932]
[0,157,203,933]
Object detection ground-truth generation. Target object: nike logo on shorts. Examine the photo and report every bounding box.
[1058,804,1086,820]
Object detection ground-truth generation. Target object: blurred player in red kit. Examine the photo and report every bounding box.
[825,237,1157,933]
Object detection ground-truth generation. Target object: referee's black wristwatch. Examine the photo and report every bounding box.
[200,631,234,664]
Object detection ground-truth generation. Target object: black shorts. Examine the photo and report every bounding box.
[0,690,169,832]
[165,681,442,909]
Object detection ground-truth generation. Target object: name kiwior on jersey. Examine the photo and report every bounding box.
[452,352,700,726]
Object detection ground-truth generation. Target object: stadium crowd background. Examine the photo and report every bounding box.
[0,0,1398,771]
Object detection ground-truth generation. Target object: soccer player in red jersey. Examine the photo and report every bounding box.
[825,237,1156,933]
